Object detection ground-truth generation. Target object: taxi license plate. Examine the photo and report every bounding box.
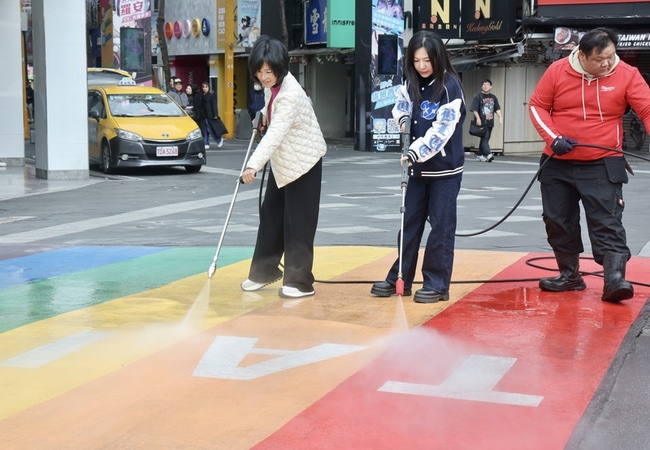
[156,146,178,157]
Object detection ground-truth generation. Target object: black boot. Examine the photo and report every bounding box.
[539,252,586,292]
[602,252,634,302]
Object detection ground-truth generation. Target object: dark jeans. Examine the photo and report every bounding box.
[385,175,461,293]
[202,118,221,145]
[538,156,629,265]
[248,159,323,292]
[478,127,493,157]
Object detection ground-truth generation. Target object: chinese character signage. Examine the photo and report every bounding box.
[305,0,327,45]
[417,0,460,39]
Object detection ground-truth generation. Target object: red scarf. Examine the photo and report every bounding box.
[267,84,282,123]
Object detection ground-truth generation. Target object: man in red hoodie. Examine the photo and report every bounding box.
[529,27,650,302]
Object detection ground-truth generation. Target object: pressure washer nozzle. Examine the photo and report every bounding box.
[207,263,216,279]
[395,278,405,297]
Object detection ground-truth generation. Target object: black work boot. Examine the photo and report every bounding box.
[602,252,634,302]
[539,252,587,292]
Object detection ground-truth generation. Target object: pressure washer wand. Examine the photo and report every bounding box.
[395,117,411,297]
[208,111,263,279]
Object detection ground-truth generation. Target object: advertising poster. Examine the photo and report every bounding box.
[371,0,404,152]
[236,0,261,47]
[114,0,152,84]
[553,27,583,51]
[100,0,113,68]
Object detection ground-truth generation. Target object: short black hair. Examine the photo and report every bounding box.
[248,35,289,85]
[579,28,618,56]
[483,79,492,85]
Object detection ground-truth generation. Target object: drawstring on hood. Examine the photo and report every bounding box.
[568,46,620,122]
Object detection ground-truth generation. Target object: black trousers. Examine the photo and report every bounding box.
[538,156,629,265]
[248,159,322,291]
[478,127,493,157]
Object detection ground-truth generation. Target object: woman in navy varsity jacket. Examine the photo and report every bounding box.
[371,30,466,303]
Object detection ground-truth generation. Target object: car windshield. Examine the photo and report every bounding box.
[108,94,185,117]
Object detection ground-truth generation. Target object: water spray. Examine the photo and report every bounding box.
[207,111,263,279]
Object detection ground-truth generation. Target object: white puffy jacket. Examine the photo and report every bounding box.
[246,72,327,188]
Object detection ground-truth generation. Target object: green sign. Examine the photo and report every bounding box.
[327,0,355,47]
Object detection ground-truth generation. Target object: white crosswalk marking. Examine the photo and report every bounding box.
[379,354,544,407]
[0,331,109,368]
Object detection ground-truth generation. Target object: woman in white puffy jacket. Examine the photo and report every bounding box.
[240,36,327,299]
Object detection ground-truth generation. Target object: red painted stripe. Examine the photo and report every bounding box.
[255,254,650,449]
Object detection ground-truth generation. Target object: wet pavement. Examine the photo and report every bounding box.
[1,139,650,449]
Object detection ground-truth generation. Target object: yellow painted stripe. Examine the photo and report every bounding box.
[0,246,395,420]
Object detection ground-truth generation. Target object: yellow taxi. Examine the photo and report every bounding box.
[87,78,205,173]
[87,68,134,86]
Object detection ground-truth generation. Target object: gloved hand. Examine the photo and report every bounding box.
[551,136,578,156]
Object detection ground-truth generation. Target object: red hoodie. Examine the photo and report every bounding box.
[529,48,650,161]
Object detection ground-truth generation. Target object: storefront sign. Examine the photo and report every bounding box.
[328,0,355,48]
[619,32,650,49]
[305,0,327,45]
[164,21,173,40]
[192,19,201,37]
[460,0,516,40]
[417,0,461,39]
[202,18,210,37]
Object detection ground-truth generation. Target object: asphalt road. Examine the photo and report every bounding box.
[11,138,650,259]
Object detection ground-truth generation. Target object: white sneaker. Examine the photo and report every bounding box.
[217,137,224,148]
[204,144,210,150]
[486,153,494,162]
[476,155,487,162]
[241,276,281,291]
[279,286,315,298]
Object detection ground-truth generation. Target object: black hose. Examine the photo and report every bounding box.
[253,143,648,287]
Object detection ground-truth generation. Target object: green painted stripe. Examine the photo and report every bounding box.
[0,247,253,333]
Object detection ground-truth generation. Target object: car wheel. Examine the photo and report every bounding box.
[101,142,115,174]
[185,165,201,173]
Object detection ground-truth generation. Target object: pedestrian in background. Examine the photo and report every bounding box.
[528,27,650,302]
[371,30,466,303]
[248,81,265,121]
[168,78,189,109]
[239,35,327,299]
[184,84,200,121]
[26,79,34,123]
[199,81,225,149]
[470,79,502,162]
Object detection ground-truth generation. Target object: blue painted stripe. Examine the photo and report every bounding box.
[0,246,167,290]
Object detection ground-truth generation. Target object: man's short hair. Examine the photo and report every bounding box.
[579,28,618,56]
